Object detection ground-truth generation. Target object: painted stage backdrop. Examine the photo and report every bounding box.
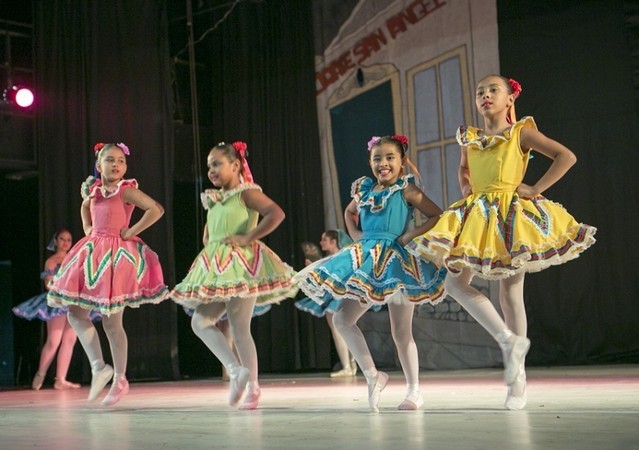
[314,0,503,370]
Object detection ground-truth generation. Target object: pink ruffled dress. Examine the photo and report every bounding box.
[47,178,168,316]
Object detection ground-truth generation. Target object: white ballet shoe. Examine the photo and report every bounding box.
[397,389,424,410]
[31,372,46,391]
[101,377,129,407]
[54,378,81,390]
[239,386,261,410]
[503,336,530,385]
[505,365,527,410]
[330,367,356,378]
[367,371,389,413]
[350,356,358,376]
[228,366,250,406]
[88,364,114,401]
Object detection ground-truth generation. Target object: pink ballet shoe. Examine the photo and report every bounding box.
[367,371,389,413]
[503,336,530,385]
[31,372,46,391]
[397,389,424,410]
[101,377,129,407]
[238,387,261,410]
[54,378,81,390]
[228,366,250,406]
[88,364,114,401]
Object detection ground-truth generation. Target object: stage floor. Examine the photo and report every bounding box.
[1,364,637,449]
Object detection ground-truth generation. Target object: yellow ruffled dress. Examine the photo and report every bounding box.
[407,117,596,279]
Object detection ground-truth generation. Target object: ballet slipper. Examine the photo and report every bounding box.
[88,364,114,401]
[350,356,358,376]
[31,372,46,391]
[54,378,81,390]
[502,336,530,385]
[505,365,527,410]
[238,386,261,410]
[228,366,250,406]
[367,371,389,413]
[397,389,424,410]
[101,377,129,407]
[330,367,355,378]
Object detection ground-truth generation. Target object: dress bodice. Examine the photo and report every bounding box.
[457,117,537,193]
[353,175,414,240]
[86,179,137,237]
[201,184,260,242]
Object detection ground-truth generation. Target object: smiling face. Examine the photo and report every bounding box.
[96,146,127,186]
[475,75,514,120]
[369,142,404,187]
[207,149,241,189]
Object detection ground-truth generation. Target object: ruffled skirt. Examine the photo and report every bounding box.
[46,235,169,316]
[294,240,447,306]
[407,192,597,280]
[14,292,102,321]
[170,240,298,309]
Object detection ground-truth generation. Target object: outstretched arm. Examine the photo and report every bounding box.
[224,189,285,246]
[121,188,165,239]
[518,127,577,198]
[398,184,443,245]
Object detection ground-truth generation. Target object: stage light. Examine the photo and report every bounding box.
[3,85,35,109]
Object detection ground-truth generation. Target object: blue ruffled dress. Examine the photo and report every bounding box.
[295,175,446,306]
[13,266,101,322]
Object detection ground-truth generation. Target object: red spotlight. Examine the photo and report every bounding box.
[3,85,35,109]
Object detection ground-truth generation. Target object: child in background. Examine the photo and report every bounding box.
[13,229,88,390]
[408,76,596,409]
[47,142,169,406]
[296,230,379,377]
[171,141,298,410]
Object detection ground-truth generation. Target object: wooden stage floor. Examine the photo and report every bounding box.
[1,364,637,449]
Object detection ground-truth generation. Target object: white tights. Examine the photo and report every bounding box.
[67,306,128,377]
[37,315,77,380]
[325,312,353,371]
[444,269,527,344]
[334,299,420,387]
[191,298,258,386]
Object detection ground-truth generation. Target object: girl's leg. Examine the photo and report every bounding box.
[67,306,113,401]
[32,315,65,390]
[101,310,129,406]
[217,320,233,381]
[226,297,260,410]
[53,319,81,389]
[191,301,248,406]
[388,303,423,410]
[445,269,529,385]
[500,272,528,410]
[334,299,387,412]
[326,312,355,377]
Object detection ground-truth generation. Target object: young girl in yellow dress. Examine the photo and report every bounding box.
[407,75,597,410]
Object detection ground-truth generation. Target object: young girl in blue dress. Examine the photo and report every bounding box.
[295,135,447,412]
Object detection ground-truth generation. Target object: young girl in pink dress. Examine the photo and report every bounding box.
[47,142,169,406]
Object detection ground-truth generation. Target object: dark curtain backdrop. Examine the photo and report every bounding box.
[170,0,326,375]
[35,0,179,380]
[498,0,639,365]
